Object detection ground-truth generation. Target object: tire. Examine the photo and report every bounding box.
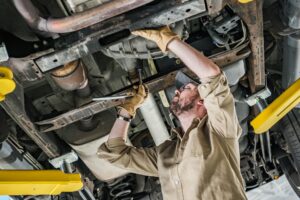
[279,156,300,197]
[279,108,300,196]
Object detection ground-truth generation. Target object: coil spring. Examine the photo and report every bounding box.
[108,175,135,200]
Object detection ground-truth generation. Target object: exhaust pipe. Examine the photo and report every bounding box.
[140,94,170,146]
[13,0,154,33]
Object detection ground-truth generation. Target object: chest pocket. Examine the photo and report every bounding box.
[185,127,212,158]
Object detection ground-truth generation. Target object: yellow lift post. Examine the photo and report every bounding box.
[251,78,300,134]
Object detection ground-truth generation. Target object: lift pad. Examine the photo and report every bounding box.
[0,67,16,101]
[251,78,300,134]
[0,170,83,195]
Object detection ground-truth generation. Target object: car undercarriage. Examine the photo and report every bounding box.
[0,0,300,199]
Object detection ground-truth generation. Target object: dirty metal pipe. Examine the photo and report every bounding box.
[257,99,272,162]
[122,58,170,146]
[13,0,154,33]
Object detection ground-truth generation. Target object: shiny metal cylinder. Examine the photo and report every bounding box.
[140,94,170,146]
[282,33,300,89]
[51,60,88,91]
[13,0,154,33]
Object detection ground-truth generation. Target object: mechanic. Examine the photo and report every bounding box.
[98,27,247,200]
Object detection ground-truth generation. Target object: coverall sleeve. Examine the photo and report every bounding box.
[97,137,158,177]
[197,72,242,139]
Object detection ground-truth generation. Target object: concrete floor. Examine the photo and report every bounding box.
[247,175,298,200]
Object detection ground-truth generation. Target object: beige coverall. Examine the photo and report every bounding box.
[98,72,247,200]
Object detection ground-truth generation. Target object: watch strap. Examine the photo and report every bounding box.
[117,114,132,122]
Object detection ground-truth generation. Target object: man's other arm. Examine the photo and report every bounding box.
[98,108,158,177]
[98,86,158,177]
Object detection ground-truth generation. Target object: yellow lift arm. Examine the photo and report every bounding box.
[251,78,300,134]
[0,170,83,195]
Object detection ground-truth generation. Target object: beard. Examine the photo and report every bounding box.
[170,93,200,117]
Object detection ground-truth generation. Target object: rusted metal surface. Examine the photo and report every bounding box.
[205,0,225,15]
[227,0,265,92]
[0,81,61,158]
[6,49,53,85]
[209,41,250,67]
[13,0,155,33]
[35,0,206,72]
[206,0,265,92]
[36,98,125,132]
[36,44,251,132]
[14,0,264,93]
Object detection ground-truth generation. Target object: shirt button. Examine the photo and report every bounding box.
[174,178,180,185]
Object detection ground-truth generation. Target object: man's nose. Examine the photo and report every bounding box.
[175,90,180,96]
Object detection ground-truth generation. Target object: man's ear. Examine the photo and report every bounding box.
[197,99,204,106]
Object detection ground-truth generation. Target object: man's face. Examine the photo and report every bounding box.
[170,83,202,117]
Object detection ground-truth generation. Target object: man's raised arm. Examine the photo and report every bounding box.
[132,26,220,79]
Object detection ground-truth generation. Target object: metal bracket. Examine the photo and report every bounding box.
[0,43,9,63]
[245,87,271,106]
[49,151,78,171]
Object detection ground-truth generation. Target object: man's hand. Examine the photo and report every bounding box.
[132,26,178,53]
[118,85,148,117]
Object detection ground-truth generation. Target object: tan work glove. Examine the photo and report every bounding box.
[118,84,148,117]
[132,26,179,53]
